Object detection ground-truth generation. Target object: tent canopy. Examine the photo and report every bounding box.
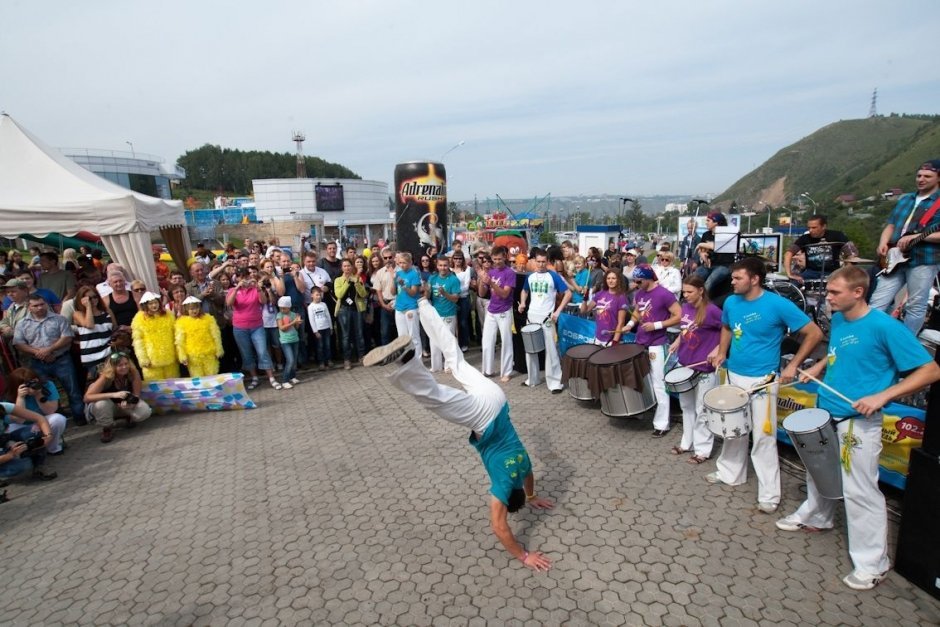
[0,114,189,287]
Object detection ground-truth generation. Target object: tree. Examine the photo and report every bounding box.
[628,199,645,234]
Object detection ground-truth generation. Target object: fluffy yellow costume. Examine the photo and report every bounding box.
[175,314,223,377]
[131,310,181,380]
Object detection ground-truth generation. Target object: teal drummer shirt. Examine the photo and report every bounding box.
[469,403,531,505]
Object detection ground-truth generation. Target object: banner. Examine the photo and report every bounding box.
[556,313,636,354]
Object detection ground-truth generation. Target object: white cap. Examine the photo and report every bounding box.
[183,296,202,306]
[277,296,292,308]
[139,291,160,304]
[625,249,640,256]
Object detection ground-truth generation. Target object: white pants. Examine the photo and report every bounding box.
[7,412,67,455]
[525,318,562,391]
[714,371,781,506]
[481,310,514,378]
[788,416,890,576]
[647,345,670,431]
[395,309,423,355]
[387,300,505,434]
[429,315,457,373]
[677,370,717,457]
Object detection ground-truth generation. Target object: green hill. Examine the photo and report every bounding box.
[715,114,940,207]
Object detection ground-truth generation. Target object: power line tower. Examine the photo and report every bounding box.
[868,88,878,118]
[292,131,307,178]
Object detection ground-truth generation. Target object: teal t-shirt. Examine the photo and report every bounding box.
[722,290,811,377]
[394,267,422,312]
[276,311,300,344]
[821,309,931,418]
[24,381,58,414]
[428,273,460,318]
[469,403,530,505]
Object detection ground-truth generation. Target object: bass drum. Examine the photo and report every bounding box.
[765,279,806,314]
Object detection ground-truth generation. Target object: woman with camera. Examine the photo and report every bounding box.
[83,352,151,443]
[3,367,66,459]
[225,268,278,389]
[0,401,57,483]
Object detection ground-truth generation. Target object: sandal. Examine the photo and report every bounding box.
[688,455,709,465]
[247,377,259,390]
[671,446,690,455]
[269,378,283,390]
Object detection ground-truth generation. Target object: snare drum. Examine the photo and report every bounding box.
[562,344,603,401]
[587,344,656,417]
[703,385,751,439]
[664,366,700,394]
[918,328,940,360]
[520,323,545,355]
[783,408,843,500]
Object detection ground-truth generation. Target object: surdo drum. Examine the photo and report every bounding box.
[783,408,843,500]
[703,385,752,439]
[520,323,546,355]
[561,344,603,401]
[586,344,656,417]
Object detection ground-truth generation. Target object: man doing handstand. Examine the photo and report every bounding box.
[364,299,554,571]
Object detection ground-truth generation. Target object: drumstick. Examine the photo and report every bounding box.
[681,360,709,369]
[749,380,798,394]
[797,368,856,406]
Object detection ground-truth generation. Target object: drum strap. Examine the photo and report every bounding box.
[840,419,854,474]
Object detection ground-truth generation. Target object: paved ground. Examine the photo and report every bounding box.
[1,353,938,626]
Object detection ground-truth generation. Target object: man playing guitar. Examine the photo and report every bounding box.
[869,159,940,335]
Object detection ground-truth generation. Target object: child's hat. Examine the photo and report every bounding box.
[277,296,293,308]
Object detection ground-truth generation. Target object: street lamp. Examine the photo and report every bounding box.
[440,140,465,162]
[742,211,756,233]
[800,192,818,210]
[125,141,135,158]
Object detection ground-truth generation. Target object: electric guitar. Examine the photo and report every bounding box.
[879,223,940,276]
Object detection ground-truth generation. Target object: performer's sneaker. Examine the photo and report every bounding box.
[704,472,723,485]
[757,502,778,514]
[363,336,414,367]
[775,515,824,532]
[843,569,889,591]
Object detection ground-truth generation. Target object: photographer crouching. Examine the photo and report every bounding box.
[4,368,67,457]
[0,399,58,490]
[83,352,151,443]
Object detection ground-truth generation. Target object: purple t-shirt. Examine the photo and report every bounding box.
[677,301,722,372]
[593,291,629,342]
[486,265,517,314]
[633,285,675,347]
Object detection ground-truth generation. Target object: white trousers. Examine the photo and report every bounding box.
[647,345,670,431]
[395,309,423,355]
[525,319,562,391]
[677,370,717,457]
[481,310,514,378]
[788,416,890,576]
[714,371,781,506]
[387,300,505,434]
[429,315,457,373]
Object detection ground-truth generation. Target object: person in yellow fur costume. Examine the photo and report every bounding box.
[175,296,223,377]
[131,291,180,380]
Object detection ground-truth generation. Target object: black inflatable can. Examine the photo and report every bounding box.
[394,161,447,260]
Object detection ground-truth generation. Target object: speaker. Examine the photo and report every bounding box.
[922,348,940,456]
[894,447,940,600]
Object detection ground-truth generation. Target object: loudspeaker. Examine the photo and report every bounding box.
[922,349,940,456]
[895,447,940,600]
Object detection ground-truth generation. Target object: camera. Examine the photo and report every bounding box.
[25,435,45,452]
[261,279,272,289]
[125,393,139,405]
[26,379,42,391]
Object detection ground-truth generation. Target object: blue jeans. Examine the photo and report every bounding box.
[338,306,366,361]
[868,263,939,334]
[313,328,333,365]
[281,341,298,383]
[233,326,273,373]
[457,296,471,349]
[0,427,45,478]
[30,353,84,420]
[379,307,397,346]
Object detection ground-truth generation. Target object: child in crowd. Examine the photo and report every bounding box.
[276,296,302,388]
[306,286,333,370]
[174,296,223,377]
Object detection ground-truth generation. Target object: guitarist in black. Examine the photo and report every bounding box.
[783,214,853,283]
[870,159,940,335]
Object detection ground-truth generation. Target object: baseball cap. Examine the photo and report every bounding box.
[3,279,26,289]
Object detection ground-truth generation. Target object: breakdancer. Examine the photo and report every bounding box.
[364,299,554,571]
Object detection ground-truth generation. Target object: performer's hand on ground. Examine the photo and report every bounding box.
[523,550,552,572]
[528,496,554,510]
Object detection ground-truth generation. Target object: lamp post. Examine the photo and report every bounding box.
[800,192,818,210]
[125,141,135,158]
[742,211,756,233]
[440,140,465,162]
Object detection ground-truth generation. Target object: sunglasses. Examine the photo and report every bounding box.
[133,288,146,293]
[109,352,128,361]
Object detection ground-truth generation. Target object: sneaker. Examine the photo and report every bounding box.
[343,360,352,370]
[843,569,889,591]
[705,471,723,485]
[281,382,293,389]
[775,515,823,532]
[32,468,58,481]
[757,502,778,514]
[269,378,283,390]
[100,427,114,443]
[363,336,414,367]
[247,377,260,390]
[651,429,670,438]
[289,378,300,385]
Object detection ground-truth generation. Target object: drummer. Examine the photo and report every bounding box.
[518,251,572,393]
[580,270,630,345]
[706,257,824,513]
[669,275,721,464]
[623,265,682,438]
[783,214,854,284]
[776,266,940,590]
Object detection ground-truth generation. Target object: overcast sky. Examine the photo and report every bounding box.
[2,1,936,201]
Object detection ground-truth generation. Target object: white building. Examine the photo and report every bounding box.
[252,178,392,244]
[664,202,688,214]
[62,148,185,200]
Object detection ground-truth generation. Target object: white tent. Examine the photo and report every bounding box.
[0,113,189,289]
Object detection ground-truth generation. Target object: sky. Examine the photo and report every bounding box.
[2,1,937,202]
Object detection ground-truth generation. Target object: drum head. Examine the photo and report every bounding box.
[919,329,940,346]
[703,385,749,409]
[521,323,542,333]
[767,281,806,313]
[565,344,603,359]
[782,408,831,433]
[664,366,695,384]
[588,343,646,365]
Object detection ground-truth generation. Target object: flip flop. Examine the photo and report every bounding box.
[687,455,709,465]
[671,446,690,455]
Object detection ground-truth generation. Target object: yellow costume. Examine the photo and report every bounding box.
[131,311,181,380]
[175,314,223,377]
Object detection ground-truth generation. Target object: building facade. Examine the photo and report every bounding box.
[62,148,185,200]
